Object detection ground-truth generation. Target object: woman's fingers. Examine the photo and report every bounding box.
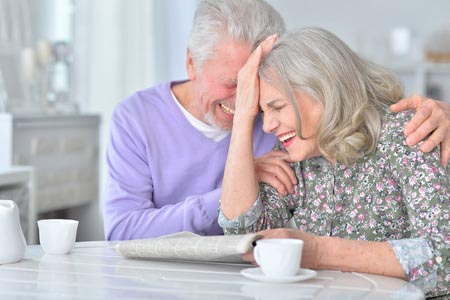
[235,35,278,117]
[242,34,278,70]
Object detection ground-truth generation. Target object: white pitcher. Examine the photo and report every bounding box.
[0,200,27,264]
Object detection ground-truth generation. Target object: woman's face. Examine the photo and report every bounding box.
[259,79,323,162]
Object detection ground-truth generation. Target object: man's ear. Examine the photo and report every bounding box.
[186,49,196,80]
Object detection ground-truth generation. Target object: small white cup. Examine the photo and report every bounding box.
[254,238,303,278]
[38,219,79,255]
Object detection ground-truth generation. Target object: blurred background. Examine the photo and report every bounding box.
[1,0,450,243]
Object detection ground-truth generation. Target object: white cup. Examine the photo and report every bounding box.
[37,219,78,255]
[254,239,303,278]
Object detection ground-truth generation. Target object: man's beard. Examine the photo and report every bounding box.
[205,111,232,133]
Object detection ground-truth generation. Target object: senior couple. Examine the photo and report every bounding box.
[104,0,450,298]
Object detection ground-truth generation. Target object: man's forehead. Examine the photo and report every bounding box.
[212,38,251,58]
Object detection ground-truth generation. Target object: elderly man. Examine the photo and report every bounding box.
[104,0,450,240]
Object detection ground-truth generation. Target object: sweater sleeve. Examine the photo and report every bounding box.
[103,104,223,240]
[385,111,450,297]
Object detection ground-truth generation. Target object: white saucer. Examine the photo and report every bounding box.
[240,267,317,283]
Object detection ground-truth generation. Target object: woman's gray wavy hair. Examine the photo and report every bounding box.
[188,0,285,68]
[259,27,404,165]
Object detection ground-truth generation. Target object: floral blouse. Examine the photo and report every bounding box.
[219,110,450,299]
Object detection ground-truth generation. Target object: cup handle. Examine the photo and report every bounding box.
[253,245,261,266]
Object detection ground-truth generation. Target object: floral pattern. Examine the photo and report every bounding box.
[220,110,450,299]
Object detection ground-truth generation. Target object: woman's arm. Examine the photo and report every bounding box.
[220,35,278,220]
[246,228,406,279]
[220,115,259,220]
[385,110,450,296]
[318,236,406,279]
[219,180,297,235]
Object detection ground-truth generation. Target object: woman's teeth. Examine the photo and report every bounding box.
[220,104,235,115]
[279,132,296,143]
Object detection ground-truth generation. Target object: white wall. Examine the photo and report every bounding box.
[267,0,450,63]
[153,0,197,82]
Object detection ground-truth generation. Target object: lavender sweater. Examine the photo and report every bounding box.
[103,81,276,240]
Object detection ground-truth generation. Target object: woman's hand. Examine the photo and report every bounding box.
[390,95,450,165]
[242,228,321,269]
[234,35,278,119]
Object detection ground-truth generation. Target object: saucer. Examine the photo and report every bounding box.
[240,267,317,283]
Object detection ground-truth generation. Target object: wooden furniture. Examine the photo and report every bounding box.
[11,114,100,214]
[0,166,35,243]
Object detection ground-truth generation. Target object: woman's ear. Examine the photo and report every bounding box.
[186,49,196,80]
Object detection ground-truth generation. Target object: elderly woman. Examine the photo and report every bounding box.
[219,28,449,298]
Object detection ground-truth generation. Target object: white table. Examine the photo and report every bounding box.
[0,241,425,299]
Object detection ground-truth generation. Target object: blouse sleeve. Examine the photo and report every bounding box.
[218,195,264,231]
[388,238,437,293]
[385,111,450,297]
[219,142,300,235]
[219,181,298,235]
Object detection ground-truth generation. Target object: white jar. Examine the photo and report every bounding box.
[0,200,27,264]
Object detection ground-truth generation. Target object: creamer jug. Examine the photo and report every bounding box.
[0,200,27,264]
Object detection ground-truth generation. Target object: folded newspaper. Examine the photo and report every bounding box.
[114,232,262,263]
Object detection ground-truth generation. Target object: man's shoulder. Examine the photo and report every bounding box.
[113,81,176,117]
[122,81,173,108]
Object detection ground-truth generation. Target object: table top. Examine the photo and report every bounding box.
[0,241,425,300]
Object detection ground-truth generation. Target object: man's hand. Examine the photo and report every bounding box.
[254,150,297,196]
[390,95,450,165]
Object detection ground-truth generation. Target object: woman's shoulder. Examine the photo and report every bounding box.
[375,108,417,167]
[381,107,414,131]
[379,108,414,145]
[378,107,444,170]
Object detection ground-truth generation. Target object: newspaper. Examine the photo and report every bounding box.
[114,232,262,263]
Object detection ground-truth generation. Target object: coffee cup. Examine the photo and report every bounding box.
[254,238,303,278]
[37,219,78,255]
